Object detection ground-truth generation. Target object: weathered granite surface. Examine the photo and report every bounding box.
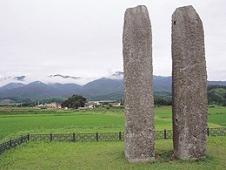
[172,5,208,160]
[123,5,155,163]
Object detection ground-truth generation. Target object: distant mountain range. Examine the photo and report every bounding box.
[0,74,226,102]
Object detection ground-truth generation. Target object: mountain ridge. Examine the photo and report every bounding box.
[0,75,226,101]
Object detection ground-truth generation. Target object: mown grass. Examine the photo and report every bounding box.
[0,137,226,170]
[0,106,226,169]
[0,106,226,141]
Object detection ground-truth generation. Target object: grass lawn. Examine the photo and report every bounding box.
[0,106,226,141]
[0,137,226,170]
[0,106,226,169]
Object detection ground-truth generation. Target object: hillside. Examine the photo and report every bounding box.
[0,76,170,101]
[208,86,226,105]
[0,75,226,102]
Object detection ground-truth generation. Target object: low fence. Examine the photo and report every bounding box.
[0,135,29,155]
[0,128,226,155]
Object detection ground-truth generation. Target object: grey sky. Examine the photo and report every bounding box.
[0,0,226,84]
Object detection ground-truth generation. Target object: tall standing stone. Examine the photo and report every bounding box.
[123,5,154,162]
[172,5,208,160]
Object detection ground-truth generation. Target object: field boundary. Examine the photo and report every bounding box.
[0,135,29,155]
[0,128,226,155]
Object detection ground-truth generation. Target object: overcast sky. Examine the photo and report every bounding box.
[0,0,226,85]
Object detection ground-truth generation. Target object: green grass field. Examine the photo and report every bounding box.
[0,137,226,170]
[0,106,226,170]
[0,106,226,141]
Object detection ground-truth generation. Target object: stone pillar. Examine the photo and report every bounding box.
[123,5,155,163]
[172,5,208,160]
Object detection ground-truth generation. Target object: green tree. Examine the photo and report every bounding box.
[61,95,87,109]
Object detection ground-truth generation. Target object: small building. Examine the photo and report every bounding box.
[97,100,121,107]
[85,101,100,109]
[111,102,121,107]
[38,102,61,109]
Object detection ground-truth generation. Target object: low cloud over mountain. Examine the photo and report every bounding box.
[1,71,226,101]
[49,74,80,80]
[14,76,26,81]
[0,75,26,83]
[0,74,175,101]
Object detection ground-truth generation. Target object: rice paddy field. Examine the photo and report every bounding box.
[0,106,226,170]
[0,106,225,141]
